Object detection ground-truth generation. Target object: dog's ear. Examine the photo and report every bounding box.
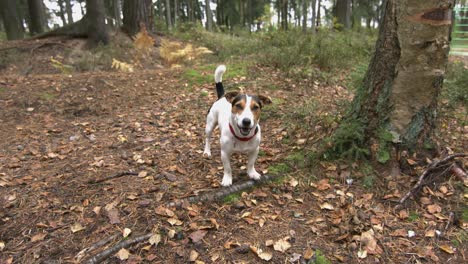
[224,91,240,103]
[257,95,272,107]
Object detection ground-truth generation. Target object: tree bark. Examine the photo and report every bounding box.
[86,0,109,46]
[165,0,172,29]
[0,0,24,39]
[205,0,213,31]
[281,0,288,30]
[310,0,316,33]
[57,0,68,26]
[335,0,351,29]
[114,0,122,27]
[65,0,74,24]
[122,0,153,36]
[337,0,454,162]
[174,0,178,27]
[27,0,44,34]
[316,0,321,28]
[302,0,307,32]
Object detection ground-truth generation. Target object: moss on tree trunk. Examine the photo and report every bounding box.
[330,0,454,163]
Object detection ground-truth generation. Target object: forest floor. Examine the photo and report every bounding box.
[0,34,467,264]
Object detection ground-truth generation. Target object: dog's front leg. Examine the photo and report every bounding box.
[220,149,233,186]
[247,147,261,180]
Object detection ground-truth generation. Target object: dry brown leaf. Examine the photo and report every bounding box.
[439,244,455,254]
[360,229,382,255]
[189,230,208,243]
[316,179,331,190]
[320,202,335,210]
[123,228,132,238]
[31,233,47,242]
[304,248,314,260]
[70,223,85,233]
[149,234,161,246]
[427,204,442,214]
[273,238,291,252]
[167,218,183,226]
[189,250,199,262]
[116,248,130,260]
[250,246,272,261]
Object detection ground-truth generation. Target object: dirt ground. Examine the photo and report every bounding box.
[0,36,467,264]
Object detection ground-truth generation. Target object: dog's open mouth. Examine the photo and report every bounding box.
[238,126,252,136]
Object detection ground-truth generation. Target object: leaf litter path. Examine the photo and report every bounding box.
[0,69,465,263]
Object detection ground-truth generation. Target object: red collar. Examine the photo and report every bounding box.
[229,124,259,141]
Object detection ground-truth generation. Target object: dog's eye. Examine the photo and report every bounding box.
[235,104,243,110]
[252,105,260,111]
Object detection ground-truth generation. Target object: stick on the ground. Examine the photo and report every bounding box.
[167,174,277,207]
[397,153,466,207]
[87,171,138,184]
[85,233,154,264]
[75,233,119,261]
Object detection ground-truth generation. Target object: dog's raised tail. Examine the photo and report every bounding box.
[214,65,226,99]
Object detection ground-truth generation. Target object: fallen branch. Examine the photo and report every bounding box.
[87,171,138,184]
[397,153,466,207]
[75,233,119,262]
[85,233,154,264]
[167,174,277,208]
[442,212,455,237]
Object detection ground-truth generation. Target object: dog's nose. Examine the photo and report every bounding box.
[242,118,251,126]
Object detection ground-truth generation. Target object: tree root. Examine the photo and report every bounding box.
[85,233,154,264]
[167,174,277,208]
[32,15,89,40]
[396,153,466,208]
[87,171,138,184]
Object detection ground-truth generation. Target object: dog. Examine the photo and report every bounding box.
[203,65,272,186]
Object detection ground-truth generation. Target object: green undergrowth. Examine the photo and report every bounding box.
[172,24,376,79]
[268,163,291,175]
[443,61,468,108]
[182,62,248,88]
[311,249,331,264]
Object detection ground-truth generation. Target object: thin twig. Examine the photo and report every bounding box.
[85,233,154,264]
[397,153,466,207]
[75,233,119,262]
[167,174,277,208]
[442,212,455,237]
[87,171,138,184]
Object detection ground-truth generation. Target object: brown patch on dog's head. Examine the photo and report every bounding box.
[250,96,262,122]
[231,94,247,115]
[256,95,272,108]
[224,91,240,103]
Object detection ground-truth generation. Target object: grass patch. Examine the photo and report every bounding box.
[223,193,241,204]
[408,211,420,222]
[38,92,56,101]
[311,249,331,264]
[0,87,6,93]
[268,163,291,175]
[286,151,306,168]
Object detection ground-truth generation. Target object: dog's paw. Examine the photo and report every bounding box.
[221,175,232,186]
[202,151,212,159]
[248,171,261,181]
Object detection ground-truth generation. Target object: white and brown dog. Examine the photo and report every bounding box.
[203,65,271,186]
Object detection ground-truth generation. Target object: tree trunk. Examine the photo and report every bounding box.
[316,0,321,27]
[65,0,74,24]
[27,0,44,34]
[174,0,178,27]
[114,0,122,27]
[165,0,172,29]
[205,0,213,31]
[281,0,288,30]
[123,0,153,36]
[335,0,351,29]
[86,0,109,46]
[310,0,316,33]
[0,0,24,39]
[0,11,4,31]
[302,0,307,32]
[57,0,68,25]
[334,0,454,163]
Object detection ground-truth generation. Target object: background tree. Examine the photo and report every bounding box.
[332,0,454,164]
[334,0,351,29]
[122,0,153,36]
[27,0,45,35]
[165,0,172,29]
[65,0,74,24]
[0,0,24,39]
[205,0,213,31]
[86,0,108,45]
[56,0,68,25]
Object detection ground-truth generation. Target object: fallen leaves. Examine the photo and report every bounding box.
[31,233,47,242]
[273,238,291,253]
[70,223,85,233]
[189,230,208,243]
[250,246,273,261]
[116,248,130,260]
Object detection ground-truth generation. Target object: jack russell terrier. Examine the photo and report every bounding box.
[203,65,271,186]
